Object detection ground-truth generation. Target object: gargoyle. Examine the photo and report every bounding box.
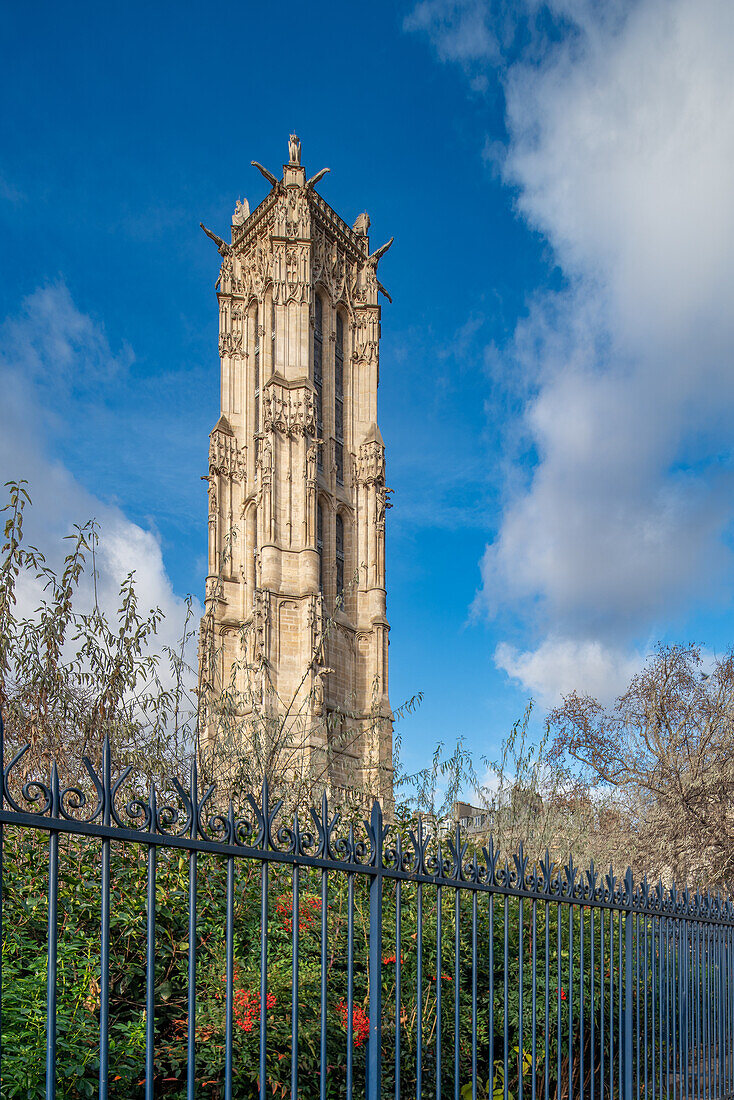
[306,167,330,190]
[251,160,279,188]
[200,223,232,256]
[368,237,394,265]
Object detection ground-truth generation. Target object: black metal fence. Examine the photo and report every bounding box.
[1,730,733,1100]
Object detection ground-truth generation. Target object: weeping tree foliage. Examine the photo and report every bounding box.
[0,480,194,784]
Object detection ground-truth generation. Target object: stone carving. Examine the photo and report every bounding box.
[209,427,246,480]
[282,188,310,239]
[251,160,279,188]
[376,485,394,525]
[208,478,218,516]
[233,198,250,226]
[313,666,333,716]
[200,223,232,256]
[306,442,318,481]
[288,133,301,166]
[311,228,353,304]
[306,167,330,190]
[353,212,370,235]
[358,439,385,484]
[263,383,316,436]
[353,308,380,364]
[273,241,309,304]
[219,331,243,357]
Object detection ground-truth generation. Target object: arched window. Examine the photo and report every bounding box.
[335,513,344,597]
[314,295,323,470]
[317,502,324,592]
[335,312,344,485]
[253,304,260,467]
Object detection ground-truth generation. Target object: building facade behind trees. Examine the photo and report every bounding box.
[199,135,394,805]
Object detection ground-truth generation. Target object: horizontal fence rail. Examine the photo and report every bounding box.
[1,729,733,1099]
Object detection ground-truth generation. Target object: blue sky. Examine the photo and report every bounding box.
[3,0,734,782]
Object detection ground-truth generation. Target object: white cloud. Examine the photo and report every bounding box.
[495,636,643,706]
[0,283,200,692]
[409,0,734,700]
[403,0,499,66]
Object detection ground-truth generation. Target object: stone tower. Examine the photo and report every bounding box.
[199,135,393,804]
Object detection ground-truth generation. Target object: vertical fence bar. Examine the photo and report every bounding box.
[601,904,606,1100]
[518,896,523,1100]
[591,906,596,1100]
[684,921,689,1100]
[291,864,299,1100]
[436,883,442,1100]
[417,881,423,1100]
[224,849,234,1100]
[580,906,585,1100]
[347,870,355,1100]
[546,901,550,1100]
[367,801,383,1100]
[645,915,650,1100]
[456,888,461,1100]
[504,894,509,1100]
[666,918,671,1100]
[188,850,198,1100]
[259,861,268,1100]
[321,868,328,1100]
[611,910,616,1100]
[100,744,111,1099]
[619,909,623,1100]
[703,924,708,1100]
[0,713,4,1091]
[532,899,537,1100]
[187,762,200,1100]
[489,894,495,1100]
[471,885,478,1100]
[696,920,699,1100]
[395,878,402,1100]
[46,816,59,1100]
[624,890,633,1100]
[569,903,574,1100]
[653,916,658,1100]
[557,904,562,1100]
[633,906,638,1100]
[145,823,157,1100]
[675,921,680,1100]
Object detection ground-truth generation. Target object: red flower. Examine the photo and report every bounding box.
[382,954,404,965]
[554,986,568,1002]
[336,1000,370,1048]
[274,892,323,935]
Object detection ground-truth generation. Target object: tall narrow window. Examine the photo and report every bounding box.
[335,312,344,485]
[314,295,323,470]
[335,513,344,597]
[317,502,324,593]
[254,304,260,468]
[271,297,276,375]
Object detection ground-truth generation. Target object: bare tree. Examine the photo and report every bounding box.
[548,644,734,888]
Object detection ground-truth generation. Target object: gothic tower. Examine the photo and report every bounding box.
[199,135,393,804]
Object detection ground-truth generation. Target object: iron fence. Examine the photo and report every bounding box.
[1,727,733,1099]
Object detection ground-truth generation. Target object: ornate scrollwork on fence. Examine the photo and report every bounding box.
[2,730,733,922]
